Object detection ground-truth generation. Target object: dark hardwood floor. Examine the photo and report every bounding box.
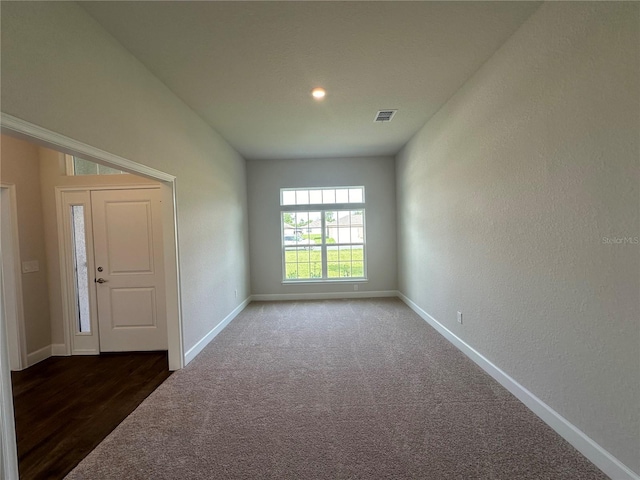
[11,352,172,480]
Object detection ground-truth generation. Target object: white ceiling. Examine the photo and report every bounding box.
[80,1,541,160]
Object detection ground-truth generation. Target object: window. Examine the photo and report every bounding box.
[70,206,91,333]
[281,187,366,282]
[281,187,363,205]
[65,155,125,176]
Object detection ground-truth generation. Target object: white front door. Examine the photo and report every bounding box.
[90,189,167,352]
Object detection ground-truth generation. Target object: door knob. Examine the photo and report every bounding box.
[95,278,108,284]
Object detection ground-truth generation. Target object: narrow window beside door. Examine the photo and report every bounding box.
[70,206,91,333]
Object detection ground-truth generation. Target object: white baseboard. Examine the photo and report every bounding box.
[71,349,100,356]
[26,345,51,367]
[250,290,399,302]
[184,297,251,365]
[51,344,69,356]
[397,292,639,480]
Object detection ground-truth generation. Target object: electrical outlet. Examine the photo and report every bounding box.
[354,285,359,291]
[457,311,463,324]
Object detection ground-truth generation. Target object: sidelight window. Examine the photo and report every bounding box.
[70,206,91,333]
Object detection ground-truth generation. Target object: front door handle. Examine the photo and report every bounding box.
[95,278,108,284]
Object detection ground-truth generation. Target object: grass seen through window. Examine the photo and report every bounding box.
[285,245,364,279]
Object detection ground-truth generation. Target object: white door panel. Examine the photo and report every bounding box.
[103,201,154,273]
[111,287,156,327]
[91,189,167,352]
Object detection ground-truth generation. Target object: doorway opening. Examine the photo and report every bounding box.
[1,116,183,370]
[1,116,184,479]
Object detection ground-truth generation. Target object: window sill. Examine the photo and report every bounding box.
[282,279,368,285]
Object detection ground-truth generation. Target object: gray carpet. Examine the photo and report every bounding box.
[66,299,607,479]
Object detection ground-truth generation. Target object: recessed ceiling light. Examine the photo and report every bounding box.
[311,87,326,100]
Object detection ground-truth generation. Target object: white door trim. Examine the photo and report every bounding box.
[1,112,184,371]
[0,250,20,480]
[0,184,27,371]
[1,114,175,182]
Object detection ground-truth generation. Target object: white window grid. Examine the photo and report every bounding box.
[280,186,364,206]
[281,207,367,282]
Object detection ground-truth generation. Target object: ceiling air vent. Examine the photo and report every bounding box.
[374,110,397,122]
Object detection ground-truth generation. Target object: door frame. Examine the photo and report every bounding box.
[0,261,20,480]
[57,185,164,355]
[0,113,184,371]
[0,184,28,371]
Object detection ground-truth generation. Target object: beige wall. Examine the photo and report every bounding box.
[396,2,639,474]
[0,135,51,354]
[1,1,250,353]
[37,147,158,346]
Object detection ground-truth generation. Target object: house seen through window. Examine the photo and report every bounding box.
[281,187,366,281]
